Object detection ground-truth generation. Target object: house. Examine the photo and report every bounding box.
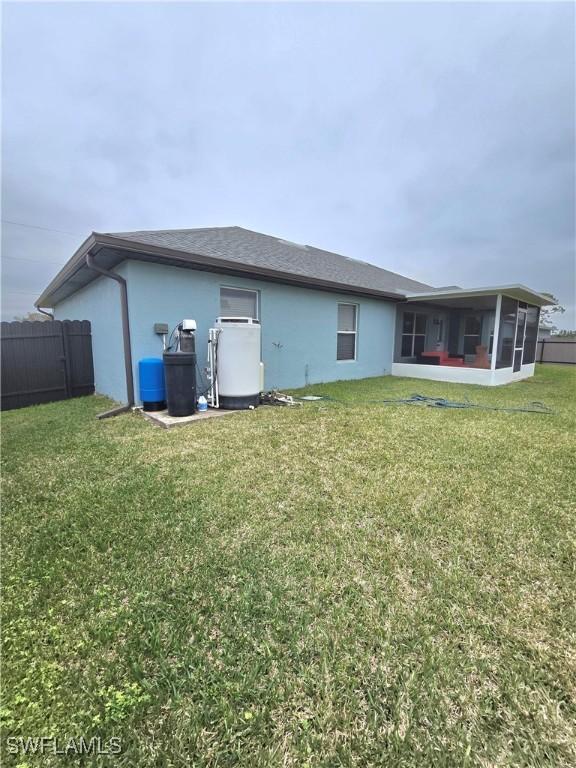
[36,227,553,405]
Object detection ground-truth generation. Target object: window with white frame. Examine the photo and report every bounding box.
[337,303,357,361]
[462,315,482,355]
[401,311,427,357]
[220,286,259,320]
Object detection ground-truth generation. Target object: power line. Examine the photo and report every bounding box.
[2,290,44,295]
[2,219,82,237]
[2,255,63,265]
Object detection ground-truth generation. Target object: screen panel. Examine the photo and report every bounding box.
[522,306,539,364]
[413,335,426,357]
[415,314,427,335]
[338,304,357,332]
[220,287,258,319]
[337,333,356,360]
[496,297,518,369]
[402,312,414,334]
[401,335,413,357]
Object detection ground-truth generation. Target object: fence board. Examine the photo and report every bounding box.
[536,339,576,365]
[1,320,95,410]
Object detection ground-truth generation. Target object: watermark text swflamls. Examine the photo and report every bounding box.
[6,736,122,756]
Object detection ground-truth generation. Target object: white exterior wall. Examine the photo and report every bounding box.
[391,362,536,386]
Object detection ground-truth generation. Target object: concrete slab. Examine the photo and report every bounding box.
[140,407,242,429]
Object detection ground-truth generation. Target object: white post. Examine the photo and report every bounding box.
[491,294,502,371]
[207,328,220,409]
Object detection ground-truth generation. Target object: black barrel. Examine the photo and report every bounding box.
[163,352,197,417]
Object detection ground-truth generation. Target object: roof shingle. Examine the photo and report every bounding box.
[106,226,432,295]
[37,225,433,306]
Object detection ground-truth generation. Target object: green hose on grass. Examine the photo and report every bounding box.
[377,394,553,414]
[300,393,553,414]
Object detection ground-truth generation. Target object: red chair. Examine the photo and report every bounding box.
[419,351,466,367]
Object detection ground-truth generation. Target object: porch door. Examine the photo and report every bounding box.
[514,307,527,372]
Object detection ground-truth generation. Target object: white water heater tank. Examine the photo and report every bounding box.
[214,317,261,409]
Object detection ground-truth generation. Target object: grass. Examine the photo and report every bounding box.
[2,365,575,767]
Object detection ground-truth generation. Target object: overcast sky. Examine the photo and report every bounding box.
[2,1,575,327]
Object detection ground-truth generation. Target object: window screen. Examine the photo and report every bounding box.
[337,333,356,360]
[415,314,427,335]
[463,315,482,355]
[400,311,427,358]
[515,310,526,348]
[402,313,414,334]
[401,335,413,357]
[338,304,356,332]
[220,287,258,319]
[337,304,357,360]
[464,316,481,336]
[522,306,539,364]
[496,297,517,369]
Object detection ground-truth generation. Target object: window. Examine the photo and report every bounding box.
[463,315,482,355]
[401,312,427,358]
[220,286,259,319]
[337,303,357,361]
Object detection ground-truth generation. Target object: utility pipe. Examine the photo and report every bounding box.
[85,253,135,418]
[36,307,54,320]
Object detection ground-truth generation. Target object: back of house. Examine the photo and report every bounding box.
[36,226,553,404]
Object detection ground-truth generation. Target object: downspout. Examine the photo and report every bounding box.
[36,307,54,320]
[85,253,135,419]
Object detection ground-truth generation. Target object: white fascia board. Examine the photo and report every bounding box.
[404,284,555,307]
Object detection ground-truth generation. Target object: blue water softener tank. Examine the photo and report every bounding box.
[139,357,166,411]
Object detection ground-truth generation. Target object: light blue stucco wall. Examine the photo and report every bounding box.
[53,263,128,403]
[54,260,397,404]
[125,261,396,403]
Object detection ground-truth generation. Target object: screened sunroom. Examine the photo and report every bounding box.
[391,286,552,386]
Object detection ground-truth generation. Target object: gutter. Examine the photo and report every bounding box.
[85,253,135,419]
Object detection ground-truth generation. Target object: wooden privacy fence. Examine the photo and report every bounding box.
[1,320,95,411]
[536,339,576,365]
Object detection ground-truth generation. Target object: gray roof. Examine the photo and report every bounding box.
[36,225,432,307]
[106,226,432,294]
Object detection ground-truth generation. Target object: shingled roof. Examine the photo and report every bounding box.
[36,226,432,307]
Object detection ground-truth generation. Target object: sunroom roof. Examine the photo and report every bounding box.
[404,284,554,308]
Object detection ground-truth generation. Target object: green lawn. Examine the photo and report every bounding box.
[2,365,575,767]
